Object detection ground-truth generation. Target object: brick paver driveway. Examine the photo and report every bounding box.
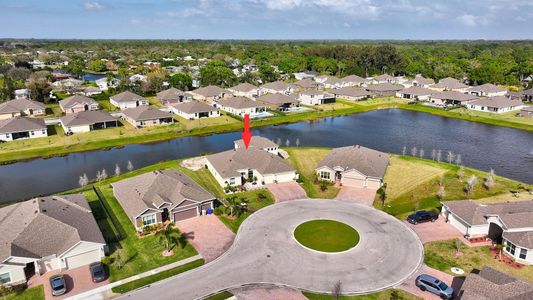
[31,265,109,300]
[398,264,464,300]
[404,217,463,244]
[232,286,306,300]
[175,215,235,263]
[266,182,307,202]
[335,186,377,205]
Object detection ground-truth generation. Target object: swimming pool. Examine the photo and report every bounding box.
[251,112,274,119]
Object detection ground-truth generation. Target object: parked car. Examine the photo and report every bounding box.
[89,262,107,283]
[49,274,67,296]
[416,274,454,299]
[407,210,438,224]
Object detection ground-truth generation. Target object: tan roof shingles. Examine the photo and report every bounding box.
[122,106,172,121]
[0,117,46,134]
[59,95,98,109]
[256,94,298,105]
[60,110,117,127]
[157,88,184,101]
[317,145,390,178]
[229,83,258,93]
[111,91,146,103]
[469,96,523,109]
[460,267,533,300]
[219,97,265,109]
[0,98,45,114]
[171,101,217,114]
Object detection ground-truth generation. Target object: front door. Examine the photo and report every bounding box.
[335,171,342,181]
[161,208,169,222]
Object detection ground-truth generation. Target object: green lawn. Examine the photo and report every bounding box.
[286,147,340,198]
[375,155,530,218]
[294,220,360,252]
[425,239,533,283]
[6,285,44,300]
[174,114,240,131]
[303,289,421,300]
[218,189,275,233]
[111,259,204,293]
[350,97,410,107]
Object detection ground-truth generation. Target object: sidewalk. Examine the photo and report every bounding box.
[66,254,203,300]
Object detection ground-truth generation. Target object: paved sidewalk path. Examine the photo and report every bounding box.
[231,286,307,300]
[67,254,203,300]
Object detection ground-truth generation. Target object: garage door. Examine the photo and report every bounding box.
[174,208,198,222]
[65,249,101,270]
[366,180,381,189]
[342,177,365,188]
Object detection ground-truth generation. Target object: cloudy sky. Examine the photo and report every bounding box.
[1,0,532,39]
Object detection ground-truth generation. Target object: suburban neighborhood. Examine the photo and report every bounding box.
[1,2,533,300]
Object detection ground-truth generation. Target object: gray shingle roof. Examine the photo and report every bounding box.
[122,106,172,121]
[0,117,46,134]
[431,77,469,90]
[460,267,533,300]
[60,110,117,127]
[503,231,533,249]
[0,98,45,114]
[219,97,265,109]
[412,75,435,86]
[442,200,533,227]
[0,194,105,262]
[294,78,320,89]
[229,83,258,93]
[171,101,217,114]
[206,148,294,179]
[332,87,372,98]
[341,75,367,84]
[111,170,215,219]
[260,81,291,92]
[110,91,146,103]
[398,86,436,96]
[373,74,395,81]
[59,95,98,109]
[317,145,390,178]
[157,88,184,101]
[469,96,523,109]
[366,83,403,92]
[256,93,298,105]
[234,136,278,149]
[466,83,507,94]
[191,85,228,97]
[431,91,479,102]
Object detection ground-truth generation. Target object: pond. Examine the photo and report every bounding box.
[0,109,532,203]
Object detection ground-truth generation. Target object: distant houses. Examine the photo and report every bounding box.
[110,91,149,110]
[428,91,479,106]
[298,90,335,105]
[429,77,469,92]
[259,81,295,95]
[156,87,188,105]
[59,95,99,114]
[190,86,230,103]
[228,83,259,99]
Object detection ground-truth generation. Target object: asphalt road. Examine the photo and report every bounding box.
[119,199,423,300]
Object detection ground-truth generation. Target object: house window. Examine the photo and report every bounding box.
[142,214,156,226]
[320,171,330,180]
[506,241,516,255]
[0,272,10,284]
[229,178,236,185]
[519,248,527,260]
[31,131,35,135]
[42,129,46,134]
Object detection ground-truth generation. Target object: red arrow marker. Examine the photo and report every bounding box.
[241,114,252,150]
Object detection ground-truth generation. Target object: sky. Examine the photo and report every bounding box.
[0,0,532,40]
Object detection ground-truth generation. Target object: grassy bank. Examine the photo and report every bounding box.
[111,259,205,294]
[6,286,44,300]
[303,289,421,300]
[376,156,531,218]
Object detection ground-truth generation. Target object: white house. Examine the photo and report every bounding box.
[396,86,436,101]
[170,101,220,120]
[109,91,149,110]
[429,77,469,92]
[228,83,259,99]
[122,106,174,128]
[465,83,507,97]
[59,95,100,114]
[467,96,524,114]
[0,117,47,142]
[60,111,118,134]
[441,200,533,265]
[217,97,266,117]
[0,195,106,285]
[315,145,389,189]
[298,91,336,105]
[259,81,295,95]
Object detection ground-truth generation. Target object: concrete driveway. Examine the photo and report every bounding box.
[404,217,463,244]
[335,186,377,206]
[120,200,423,300]
[398,264,464,300]
[266,182,307,202]
[175,215,235,263]
[231,286,306,300]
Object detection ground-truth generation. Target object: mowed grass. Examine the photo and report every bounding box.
[174,114,240,131]
[425,239,533,283]
[294,220,360,252]
[447,107,533,127]
[351,97,410,107]
[286,147,340,198]
[303,289,421,300]
[375,155,530,218]
[6,285,45,300]
[308,101,356,112]
[218,189,275,233]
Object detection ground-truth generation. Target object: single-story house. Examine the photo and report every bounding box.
[406,75,435,88]
[519,106,533,118]
[109,91,149,110]
[256,93,299,111]
[331,87,373,101]
[396,86,436,101]
[523,88,533,101]
[95,77,120,91]
[293,71,318,80]
[0,117,47,142]
[217,97,266,117]
[82,86,102,96]
[441,200,533,265]
[122,106,174,128]
[429,77,469,92]
[458,267,533,299]
[59,95,100,114]
[428,91,479,106]
[465,83,507,97]
[156,88,188,105]
[259,81,295,95]
[370,74,396,84]
[170,101,220,120]
[60,110,118,133]
[298,90,336,105]
[112,170,216,231]
[365,83,403,97]
[0,195,106,286]
[293,78,321,91]
[189,86,230,103]
[0,98,45,120]
[316,145,389,189]
[234,136,279,155]
[205,147,297,188]
[321,77,343,89]
[341,75,368,87]
[467,96,524,113]
[228,83,259,99]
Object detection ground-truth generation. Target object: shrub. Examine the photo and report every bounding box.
[319,181,329,192]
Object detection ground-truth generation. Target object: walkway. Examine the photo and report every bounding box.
[66,254,203,300]
[266,182,307,202]
[119,199,423,300]
[231,286,306,300]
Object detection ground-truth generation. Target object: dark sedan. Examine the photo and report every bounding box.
[407,210,438,224]
[89,262,107,283]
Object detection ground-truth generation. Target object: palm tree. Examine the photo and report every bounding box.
[155,225,183,254]
[225,196,248,217]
